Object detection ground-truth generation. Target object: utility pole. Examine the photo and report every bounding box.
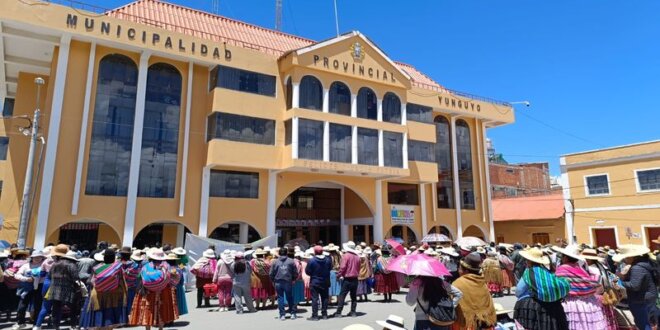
[275,0,282,31]
[16,77,43,249]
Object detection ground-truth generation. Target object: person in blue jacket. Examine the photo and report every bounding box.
[305,245,332,321]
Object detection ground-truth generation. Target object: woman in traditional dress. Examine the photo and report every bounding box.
[513,247,569,330]
[497,246,515,295]
[4,249,27,325]
[482,251,504,297]
[290,250,305,306]
[250,249,274,309]
[172,247,188,316]
[406,275,463,330]
[212,250,234,312]
[357,247,373,302]
[451,252,497,330]
[120,247,142,317]
[327,244,342,303]
[374,249,398,302]
[580,248,618,330]
[554,245,607,330]
[301,252,312,305]
[80,248,128,329]
[129,249,179,330]
[190,249,216,308]
[13,250,46,330]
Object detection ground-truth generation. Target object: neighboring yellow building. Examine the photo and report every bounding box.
[562,140,660,248]
[0,0,514,250]
[492,192,566,245]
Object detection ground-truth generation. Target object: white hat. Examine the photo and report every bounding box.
[343,241,357,252]
[325,243,339,251]
[439,247,458,257]
[424,248,438,256]
[172,247,186,256]
[64,250,79,261]
[30,250,45,260]
[363,247,373,255]
[147,248,167,261]
[552,245,584,262]
[0,250,9,258]
[376,315,407,330]
[131,250,144,262]
[93,250,106,262]
[202,249,216,259]
[613,244,651,263]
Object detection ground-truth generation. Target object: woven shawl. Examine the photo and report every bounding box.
[523,266,570,302]
[555,263,599,296]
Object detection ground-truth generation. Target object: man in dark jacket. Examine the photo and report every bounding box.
[621,253,659,330]
[270,246,299,320]
[305,245,332,320]
[509,243,526,281]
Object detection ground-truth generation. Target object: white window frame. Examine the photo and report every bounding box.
[583,173,611,197]
[634,167,660,193]
[588,225,620,248]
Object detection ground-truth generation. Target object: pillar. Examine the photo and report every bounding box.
[350,94,357,117]
[401,102,407,125]
[420,184,428,237]
[179,62,194,217]
[292,82,300,108]
[322,88,329,113]
[340,187,348,243]
[176,223,185,247]
[351,126,358,164]
[378,130,384,167]
[560,157,575,244]
[266,170,278,236]
[402,132,408,169]
[377,98,383,122]
[239,223,249,244]
[292,117,299,159]
[323,121,330,161]
[450,117,463,238]
[198,166,211,237]
[374,180,384,243]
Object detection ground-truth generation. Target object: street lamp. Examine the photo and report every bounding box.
[509,101,531,107]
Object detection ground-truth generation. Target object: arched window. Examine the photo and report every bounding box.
[85,54,138,196]
[285,77,292,109]
[329,81,351,116]
[299,75,322,110]
[434,116,454,208]
[382,92,401,123]
[138,63,183,198]
[456,119,475,209]
[357,87,377,120]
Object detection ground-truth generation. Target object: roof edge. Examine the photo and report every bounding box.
[562,139,660,157]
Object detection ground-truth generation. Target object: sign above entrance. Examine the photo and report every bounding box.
[390,205,415,225]
[277,219,340,227]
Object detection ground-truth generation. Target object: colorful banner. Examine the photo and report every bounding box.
[390,205,415,225]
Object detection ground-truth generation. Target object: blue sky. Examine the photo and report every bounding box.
[99,0,660,175]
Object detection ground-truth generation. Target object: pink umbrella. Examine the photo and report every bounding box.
[386,253,451,277]
[385,239,406,256]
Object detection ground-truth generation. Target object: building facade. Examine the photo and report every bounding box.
[492,192,565,245]
[489,162,552,199]
[562,140,660,248]
[0,0,514,250]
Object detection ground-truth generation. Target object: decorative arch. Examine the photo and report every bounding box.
[209,221,263,244]
[47,219,122,252]
[299,75,323,110]
[277,179,375,216]
[463,224,486,240]
[386,224,419,246]
[382,92,401,123]
[428,225,454,239]
[328,81,351,116]
[133,220,192,248]
[357,87,377,120]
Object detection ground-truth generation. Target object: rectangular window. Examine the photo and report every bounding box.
[284,119,292,145]
[532,233,550,245]
[585,174,610,196]
[357,128,378,166]
[329,123,351,163]
[406,103,432,123]
[637,168,660,192]
[207,112,275,145]
[210,170,259,198]
[210,65,276,97]
[298,119,323,160]
[383,131,403,168]
[0,137,8,160]
[387,183,419,205]
[2,98,14,117]
[408,140,435,162]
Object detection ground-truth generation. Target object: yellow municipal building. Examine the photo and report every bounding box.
[0,0,514,250]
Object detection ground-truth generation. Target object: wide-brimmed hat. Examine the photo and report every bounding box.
[439,247,458,257]
[172,247,186,256]
[165,253,180,261]
[147,249,167,261]
[235,252,245,259]
[13,249,29,257]
[118,246,132,255]
[65,250,79,261]
[613,244,651,262]
[325,243,339,252]
[202,249,216,259]
[519,247,549,265]
[343,325,374,330]
[580,248,603,261]
[0,250,9,258]
[460,252,483,272]
[424,248,438,256]
[50,244,68,257]
[131,250,144,262]
[42,246,54,256]
[552,245,584,262]
[363,247,373,255]
[30,250,45,260]
[343,241,357,252]
[93,250,106,262]
[376,315,406,330]
[220,249,234,263]
[254,248,266,256]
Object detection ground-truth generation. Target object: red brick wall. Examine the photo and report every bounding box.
[490,162,551,198]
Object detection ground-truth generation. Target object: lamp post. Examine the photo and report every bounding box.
[16,77,44,249]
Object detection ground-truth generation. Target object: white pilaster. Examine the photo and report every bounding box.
[401,102,407,125]
[71,41,96,215]
[378,130,384,167]
[402,132,408,169]
[374,180,384,244]
[350,94,357,117]
[475,119,487,223]
[292,82,300,108]
[377,98,383,122]
[420,184,428,236]
[340,187,348,243]
[179,62,194,217]
[323,121,330,161]
[560,157,575,244]
[351,126,358,164]
[198,166,211,237]
[239,223,249,244]
[122,51,151,247]
[292,117,299,159]
[322,88,329,113]
[482,122,495,242]
[266,170,278,236]
[431,183,438,223]
[175,223,185,247]
[450,117,463,238]
[33,35,71,250]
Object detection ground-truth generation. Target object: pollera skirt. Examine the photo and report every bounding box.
[357,279,370,295]
[513,297,569,330]
[561,295,608,329]
[329,271,342,297]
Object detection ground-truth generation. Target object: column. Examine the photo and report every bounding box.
[378,130,384,167]
[292,117,299,159]
[122,51,151,247]
[373,180,384,244]
[322,88,329,113]
[239,223,249,244]
[175,224,185,247]
[71,41,96,215]
[402,132,409,169]
[401,102,407,125]
[482,122,495,242]
[266,170,278,236]
[340,187,348,243]
[475,119,487,223]
[420,184,428,237]
[350,94,357,117]
[351,126,358,164]
[450,116,463,238]
[377,98,383,121]
[323,121,330,161]
[431,183,438,223]
[292,82,300,108]
[198,166,211,237]
[560,157,575,244]
[178,62,194,217]
[33,35,72,250]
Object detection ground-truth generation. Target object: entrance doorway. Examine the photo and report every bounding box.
[277,187,341,246]
[645,226,660,249]
[58,223,99,252]
[209,223,261,244]
[133,223,191,249]
[387,225,417,245]
[351,225,374,245]
[592,228,617,248]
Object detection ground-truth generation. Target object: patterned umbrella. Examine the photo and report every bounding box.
[421,233,451,243]
[454,236,487,247]
[385,239,406,256]
[386,253,451,277]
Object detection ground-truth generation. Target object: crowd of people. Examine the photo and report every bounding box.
[0,237,658,330]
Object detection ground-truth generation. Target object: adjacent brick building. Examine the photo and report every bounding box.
[490,162,552,199]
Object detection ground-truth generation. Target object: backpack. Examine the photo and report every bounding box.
[417,297,456,326]
[141,262,169,292]
[93,262,122,293]
[196,259,216,279]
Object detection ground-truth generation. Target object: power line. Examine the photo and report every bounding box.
[517,111,605,148]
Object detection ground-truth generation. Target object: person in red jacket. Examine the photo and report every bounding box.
[332,241,361,318]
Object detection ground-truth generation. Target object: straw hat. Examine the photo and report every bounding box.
[30,250,45,260]
[202,249,216,259]
[147,248,167,261]
[131,250,144,262]
[343,241,357,253]
[50,244,67,257]
[613,244,651,262]
[494,303,513,315]
[376,315,406,330]
[343,325,374,330]
[64,250,79,261]
[254,248,266,256]
[325,243,339,252]
[93,250,106,262]
[424,248,438,256]
[165,253,180,261]
[13,249,29,257]
[580,248,603,261]
[460,252,483,272]
[519,247,550,265]
[363,247,373,255]
[439,247,458,257]
[552,245,584,261]
[42,246,54,257]
[172,247,186,256]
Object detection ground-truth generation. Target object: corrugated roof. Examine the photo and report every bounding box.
[492,193,565,222]
[106,0,444,90]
